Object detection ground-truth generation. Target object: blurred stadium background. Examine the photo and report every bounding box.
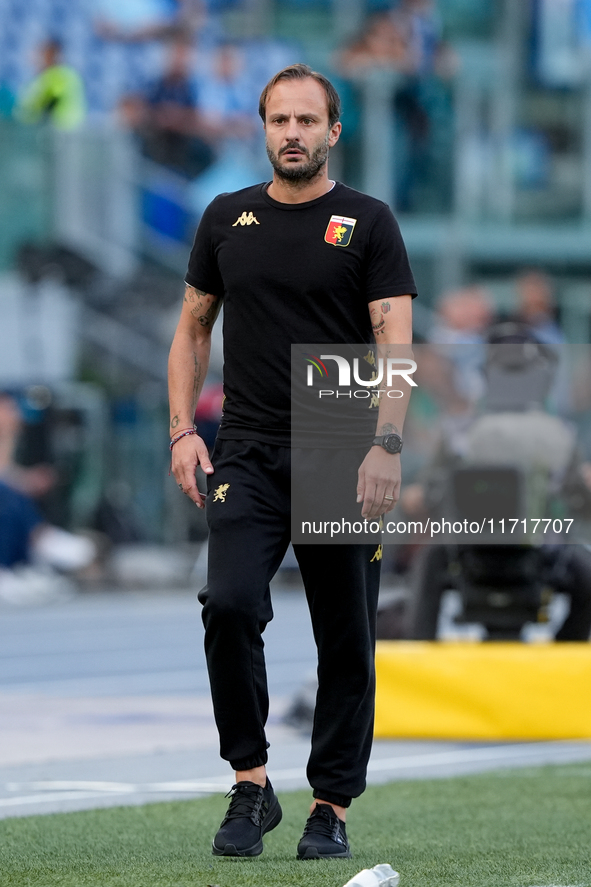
[1,0,591,565]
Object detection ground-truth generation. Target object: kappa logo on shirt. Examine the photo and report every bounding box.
[232,211,260,227]
[325,215,357,247]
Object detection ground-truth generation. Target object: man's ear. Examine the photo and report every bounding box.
[329,121,342,148]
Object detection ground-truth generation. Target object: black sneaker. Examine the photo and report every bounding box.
[212,779,282,857]
[296,804,352,859]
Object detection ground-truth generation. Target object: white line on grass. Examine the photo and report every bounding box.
[6,780,232,794]
[0,792,117,808]
[4,740,591,805]
[365,741,591,773]
[489,767,591,778]
[267,741,591,780]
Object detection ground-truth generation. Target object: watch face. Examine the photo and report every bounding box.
[383,434,402,454]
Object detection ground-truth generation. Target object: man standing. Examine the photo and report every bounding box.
[168,64,416,859]
[17,39,86,130]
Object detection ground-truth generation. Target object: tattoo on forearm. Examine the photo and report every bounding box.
[192,354,202,402]
[379,423,399,435]
[170,415,180,430]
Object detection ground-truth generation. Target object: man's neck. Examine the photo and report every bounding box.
[267,171,335,204]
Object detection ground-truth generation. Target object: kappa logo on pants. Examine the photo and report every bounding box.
[213,483,230,502]
[370,544,383,563]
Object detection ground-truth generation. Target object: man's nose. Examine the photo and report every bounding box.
[284,116,301,141]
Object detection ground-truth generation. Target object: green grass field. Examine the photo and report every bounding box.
[1,763,590,887]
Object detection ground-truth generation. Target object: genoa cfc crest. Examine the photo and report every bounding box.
[324,215,357,247]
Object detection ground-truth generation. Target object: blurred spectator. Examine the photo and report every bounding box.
[335,13,414,75]
[197,43,259,152]
[335,3,457,211]
[0,393,96,583]
[188,42,270,213]
[0,393,47,570]
[119,32,214,178]
[0,480,44,570]
[429,285,494,404]
[334,13,422,208]
[389,1,457,210]
[398,295,488,530]
[95,0,205,43]
[515,269,565,345]
[0,393,57,500]
[16,38,86,131]
[389,0,443,75]
[430,285,494,345]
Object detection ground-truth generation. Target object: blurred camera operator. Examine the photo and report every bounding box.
[401,324,591,642]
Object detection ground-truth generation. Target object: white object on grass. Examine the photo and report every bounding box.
[342,863,400,887]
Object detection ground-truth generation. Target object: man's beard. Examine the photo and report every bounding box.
[266,135,329,183]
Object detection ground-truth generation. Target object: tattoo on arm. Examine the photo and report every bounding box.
[170,415,180,430]
[192,353,202,403]
[184,288,221,330]
[378,423,400,435]
[370,306,385,336]
[193,301,218,327]
[184,285,207,304]
[371,299,395,338]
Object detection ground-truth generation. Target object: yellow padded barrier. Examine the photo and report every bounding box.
[374,641,591,740]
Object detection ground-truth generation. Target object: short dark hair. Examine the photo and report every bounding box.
[258,63,341,127]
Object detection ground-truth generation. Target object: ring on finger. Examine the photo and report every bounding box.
[383,495,394,501]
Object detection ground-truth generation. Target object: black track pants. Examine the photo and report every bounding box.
[199,438,381,808]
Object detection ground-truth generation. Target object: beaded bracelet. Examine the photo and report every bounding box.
[170,425,195,439]
[169,426,199,450]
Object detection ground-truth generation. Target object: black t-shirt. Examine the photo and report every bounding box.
[185,181,417,445]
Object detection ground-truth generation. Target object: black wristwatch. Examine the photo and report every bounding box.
[372,433,403,454]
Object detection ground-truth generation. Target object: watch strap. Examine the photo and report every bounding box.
[372,433,403,453]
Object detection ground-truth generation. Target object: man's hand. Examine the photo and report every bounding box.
[357,448,401,519]
[171,434,213,509]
